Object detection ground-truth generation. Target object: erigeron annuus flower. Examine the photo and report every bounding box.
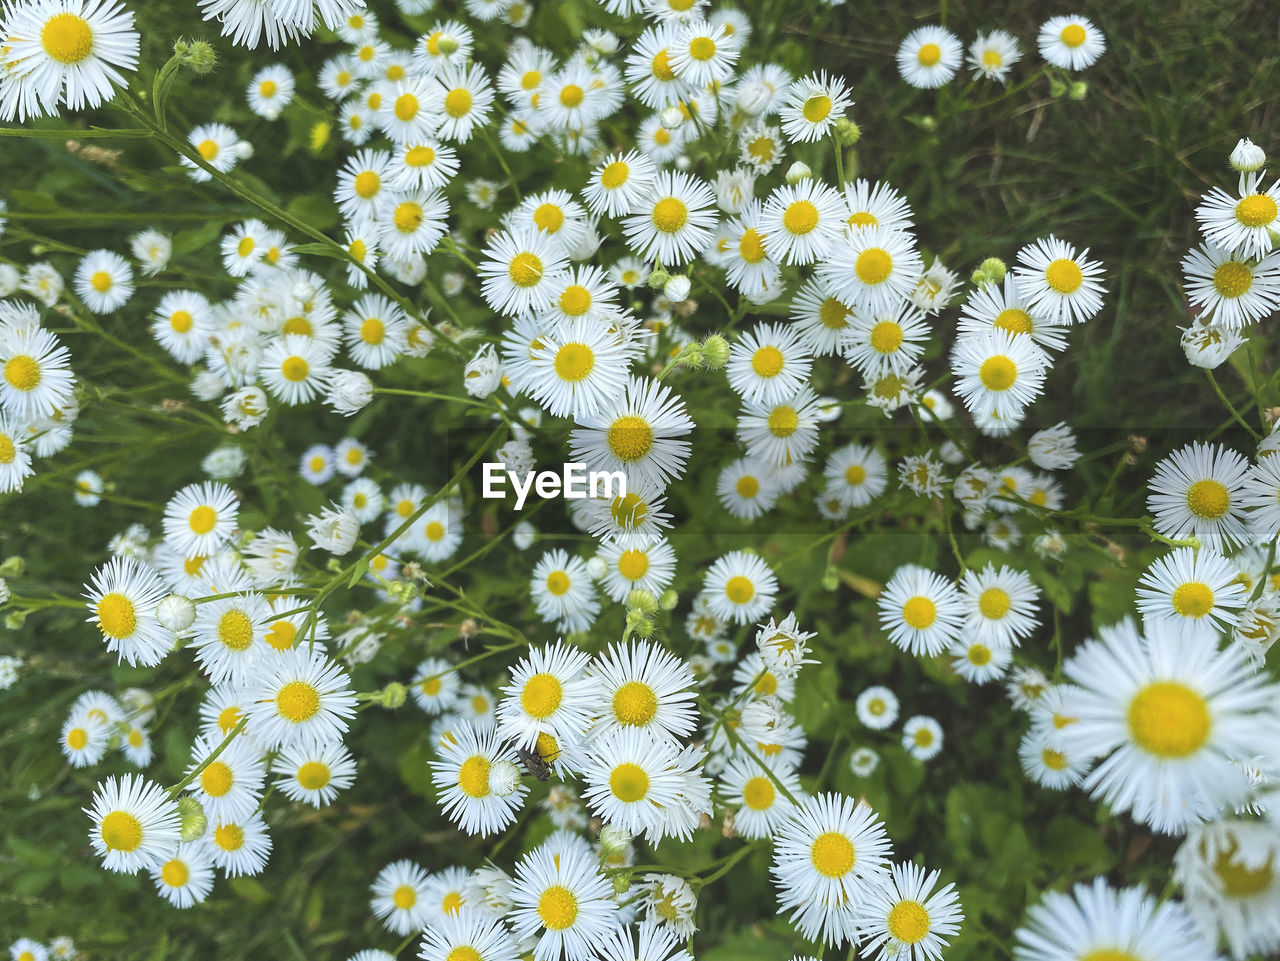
[718,753,803,839]
[369,859,433,936]
[755,612,816,678]
[580,479,674,550]
[726,322,813,407]
[418,910,522,961]
[778,70,851,143]
[819,225,923,315]
[958,563,1041,649]
[700,550,778,624]
[0,0,139,120]
[152,290,214,365]
[958,275,1069,353]
[1181,243,1280,328]
[246,645,357,751]
[479,227,570,317]
[430,720,527,837]
[530,549,600,635]
[61,707,108,767]
[1135,546,1246,641]
[1147,441,1251,553]
[969,29,1022,82]
[151,842,215,909]
[433,61,494,143]
[855,686,899,730]
[73,248,132,314]
[772,793,893,947]
[259,333,334,406]
[624,23,691,109]
[622,170,718,266]
[951,328,1050,420]
[0,324,74,420]
[582,726,685,837]
[588,639,697,743]
[737,386,822,467]
[334,147,392,222]
[950,637,1014,685]
[1013,878,1216,961]
[1013,235,1106,325]
[509,843,620,961]
[856,861,963,961]
[84,556,173,667]
[183,730,265,825]
[86,774,181,874]
[844,303,931,378]
[878,564,964,657]
[759,180,845,265]
[717,455,779,520]
[903,716,944,761]
[583,148,657,218]
[497,641,594,751]
[1037,14,1107,71]
[1057,619,1280,834]
[597,537,677,604]
[569,375,693,490]
[189,591,270,686]
[272,738,356,808]
[181,122,241,182]
[822,443,887,510]
[1018,726,1087,790]
[897,25,962,89]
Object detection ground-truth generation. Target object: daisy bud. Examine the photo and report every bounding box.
[156,594,196,632]
[646,267,670,289]
[660,106,684,129]
[979,256,1007,284]
[834,117,862,145]
[785,161,812,184]
[663,274,691,302]
[586,556,607,579]
[490,759,522,797]
[625,609,654,637]
[1048,76,1068,98]
[659,589,678,611]
[437,35,460,56]
[970,269,987,286]
[700,334,730,369]
[0,264,19,297]
[0,555,22,576]
[234,141,254,161]
[4,611,26,630]
[442,271,465,296]
[1230,137,1266,173]
[190,369,225,402]
[177,796,207,842]
[185,41,217,75]
[512,521,536,550]
[309,121,331,152]
[306,505,360,555]
[736,82,772,115]
[326,369,374,416]
[612,874,633,895]
[821,566,839,591]
[1069,80,1088,100]
[674,153,692,171]
[626,589,658,615]
[464,345,502,398]
[381,682,407,709]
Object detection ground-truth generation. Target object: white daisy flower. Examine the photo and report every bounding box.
[951,328,1050,420]
[958,563,1041,649]
[855,861,963,961]
[246,645,358,751]
[587,639,697,743]
[1135,546,1246,642]
[150,842,215,909]
[181,122,240,182]
[897,25,963,89]
[509,844,619,961]
[622,171,718,267]
[478,227,570,317]
[582,727,686,837]
[583,149,657,218]
[183,729,265,824]
[855,686,899,730]
[1013,235,1106,325]
[699,550,778,624]
[0,324,74,420]
[530,549,600,635]
[717,754,803,840]
[1196,170,1280,259]
[778,71,851,144]
[433,61,494,143]
[597,538,678,604]
[717,456,778,520]
[878,564,965,657]
[759,179,846,265]
[569,376,693,490]
[86,773,181,874]
[418,910,522,961]
[818,225,923,315]
[497,641,595,751]
[1181,243,1280,328]
[823,443,888,509]
[737,387,823,467]
[845,303,931,378]
[61,707,109,767]
[968,29,1022,82]
[84,556,172,667]
[1037,15,1107,71]
[272,738,356,808]
[902,716,944,760]
[1018,727,1087,790]
[958,275,1069,352]
[1146,441,1251,553]
[726,322,813,407]
[74,248,132,314]
[430,720,527,837]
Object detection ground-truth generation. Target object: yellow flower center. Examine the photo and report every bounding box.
[393,885,417,909]
[354,170,380,199]
[537,885,579,931]
[447,948,482,961]
[979,356,1016,391]
[90,270,112,293]
[1045,259,1083,293]
[1212,260,1253,297]
[521,70,542,90]
[810,831,854,877]
[856,248,893,285]
[197,139,219,161]
[736,475,760,498]
[553,342,595,382]
[601,161,629,189]
[1171,582,1214,618]
[617,549,650,580]
[1042,747,1067,770]
[725,574,755,604]
[1127,681,1210,757]
[393,202,423,234]
[739,227,766,263]
[983,49,1004,68]
[394,93,419,121]
[281,356,310,382]
[445,88,472,118]
[284,315,313,335]
[100,811,143,852]
[689,36,716,60]
[607,415,653,461]
[217,706,241,733]
[559,84,584,108]
[844,464,867,486]
[96,592,137,639]
[902,596,937,629]
[297,761,330,790]
[521,673,563,719]
[888,900,931,943]
[265,620,297,651]
[803,94,832,123]
[994,308,1033,334]
[276,680,321,723]
[214,823,244,851]
[161,859,189,887]
[1186,478,1230,519]
[509,252,544,287]
[609,762,650,802]
[534,203,564,233]
[3,356,40,392]
[652,197,688,233]
[559,285,591,316]
[545,570,571,596]
[259,80,277,98]
[405,145,435,168]
[41,13,93,64]
[968,644,992,665]
[870,320,903,354]
[201,761,233,797]
[783,200,819,235]
[360,317,385,344]
[1213,844,1274,898]
[424,521,445,541]
[751,345,785,378]
[916,43,942,67]
[218,610,254,651]
[651,49,676,82]
[458,754,491,797]
[742,776,774,810]
[613,680,658,725]
[978,587,1011,619]
[67,727,88,750]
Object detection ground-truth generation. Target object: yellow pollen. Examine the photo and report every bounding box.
[917,43,942,66]
[521,673,563,719]
[214,823,244,851]
[559,285,592,315]
[689,36,716,60]
[1045,259,1083,293]
[508,252,543,287]
[534,203,564,233]
[405,145,435,167]
[767,405,798,437]
[607,415,653,462]
[651,49,676,82]
[652,197,688,233]
[739,227,766,263]
[96,592,136,639]
[284,316,314,335]
[458,754,491,797]
[870,320,903,354]
[1213,260,1253,297]
[394,93,419,121]
[265,620,297,651]
[558,84,584,108]
[553,342,594,382]
[1213,844,1274,898]
[360,317,385,344]
[354,170,380,199]
[200,761,233,797]
[170,310,194,333]
[844,464,867,485]
[617,549,650,581]
[444,88,472,118]
[783,200,819,235]
[902,596,937,629]
[100,811,143,852]
[90,270,112,293]
[197,139,219,161]
[521,70,542,90]
[1060,24,1087,47]
[978,587,1011,619]
[41,13,93,64]
[161,859,189,887]
[537,885,578,930]
[3,355,40,392]
[968,644,992,665]
[281,356,310,382]
[1171,581,1215,618]
[980,356,1016,391]
[217,706,241,733]
[609,762,650,802]
[601,161,629,189]
[725,575,755,605]
[742,776,774,810]
[259,80,278,98]
[67,727,88,750]
[613,680,659,726]
[810,832,854,877]
[994,308,1033,334]
[1127,681,1211,757]
[803,94,832,123]
[393,202,423,234]
[736,475,760,498]
[545,570,571,596]
[296,762,331,794]
[888,900,931,943]
[1186,479,1230,519]
[751,344,785,378]
[424,521,445,542]
[218,610,254,651]
[819,298,850,329]
[393,885,417,909]
[276,680,321,723]
[856,248,893,285]
[983,49,1004,68]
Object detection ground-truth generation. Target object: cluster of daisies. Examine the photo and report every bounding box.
[1179,138,1280,367]
[2,0,1279,959]
[893,14,1106,90]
